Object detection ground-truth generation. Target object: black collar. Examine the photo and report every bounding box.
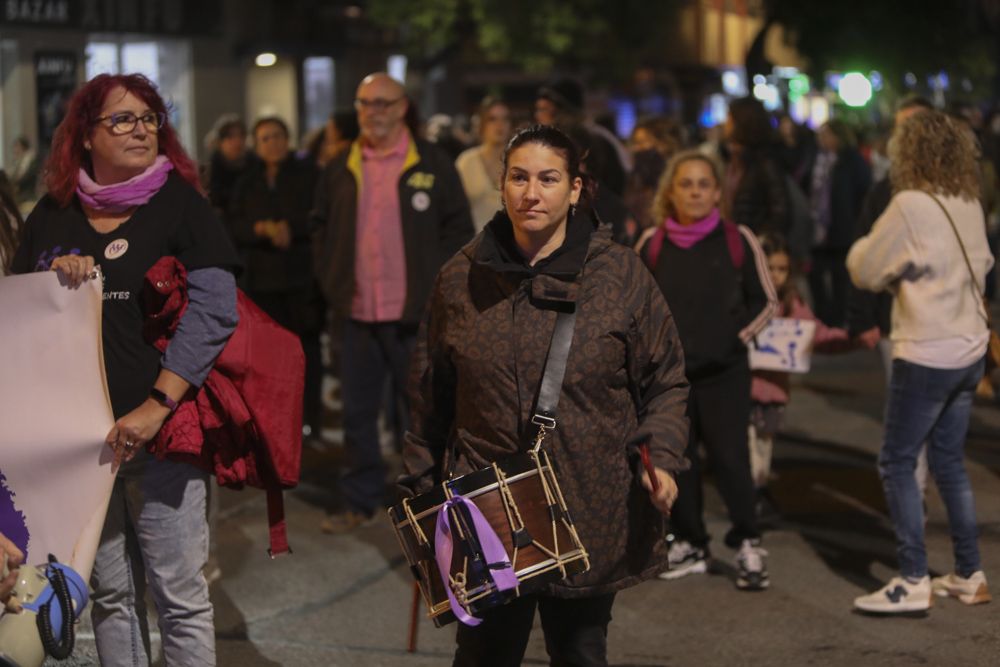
[475,210,594,278]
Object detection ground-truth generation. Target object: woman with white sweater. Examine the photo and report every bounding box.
[849,110,994,614]
[455,97,512,232]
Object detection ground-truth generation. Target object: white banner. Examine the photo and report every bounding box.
[0,271,115,583]
[749,317,818,373]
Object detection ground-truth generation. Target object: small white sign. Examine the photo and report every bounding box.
[749,317,817,373]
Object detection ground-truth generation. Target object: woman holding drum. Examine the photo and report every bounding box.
[400,125,690,666]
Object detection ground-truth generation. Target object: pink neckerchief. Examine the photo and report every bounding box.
[663,208,721,249]
[77,155,173,213]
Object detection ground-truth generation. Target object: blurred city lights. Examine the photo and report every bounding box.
[752,83,780,110]
[787,74,810,101]
[929,71,950,91]
[610,98,637,137]
[721,70,746,96]
[790,96,809,125]
[699,93,728,127]
[387,54,407,83]
[838,72,872,107]
[904,72,917,87]
[809,97,830,128]
[255,52,277,67]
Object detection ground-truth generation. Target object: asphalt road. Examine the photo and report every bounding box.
[57,346,1000,666]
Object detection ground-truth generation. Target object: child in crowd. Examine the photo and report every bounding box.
[749,233,858,502]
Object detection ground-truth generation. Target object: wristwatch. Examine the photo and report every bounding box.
[150,387,179,412]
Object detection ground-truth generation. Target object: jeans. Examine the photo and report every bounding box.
[453,593,616,667]
[90,451,214,666]
[340,319,416,515]
[878,341,929,495]
[879,356,985,579]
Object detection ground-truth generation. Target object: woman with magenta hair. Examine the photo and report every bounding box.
[11,73,239,665]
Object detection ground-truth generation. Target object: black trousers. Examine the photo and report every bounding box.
[339,319,416,515]
[808,247,850,327]
[670,365,759,550]
[453,593,616,667]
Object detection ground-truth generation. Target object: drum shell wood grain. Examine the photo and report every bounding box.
[389,452,589,626]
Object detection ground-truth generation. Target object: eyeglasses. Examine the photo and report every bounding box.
[93,111,166,135]
[353,97,403,112]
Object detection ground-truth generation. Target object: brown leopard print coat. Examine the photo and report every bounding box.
[402,217,690,597]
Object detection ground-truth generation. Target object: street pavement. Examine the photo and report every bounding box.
[60,346,1000,666]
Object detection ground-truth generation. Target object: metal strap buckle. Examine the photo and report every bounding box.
[531,414,556,430]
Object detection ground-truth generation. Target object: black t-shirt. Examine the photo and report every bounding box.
[11,172,240,418]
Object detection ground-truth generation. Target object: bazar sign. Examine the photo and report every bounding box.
[2,0,69,25]
[1,0,222,34]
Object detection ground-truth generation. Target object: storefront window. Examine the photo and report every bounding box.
[85,43,117,78]
[387,55,407,84]
[121,42,159,82]
[303,56,335,136]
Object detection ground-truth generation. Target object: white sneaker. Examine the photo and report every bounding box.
[658,540,708,580]
[854,576,932,613]
[735,539,769,591]
[931,571,992,605]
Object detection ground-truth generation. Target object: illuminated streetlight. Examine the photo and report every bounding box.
[255,52,277,67]
[838,72,872,107]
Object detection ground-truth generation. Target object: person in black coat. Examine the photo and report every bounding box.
[229,116,323,437]
[806,119,871,326]
[207,115,251,215]
[723,97,790,238]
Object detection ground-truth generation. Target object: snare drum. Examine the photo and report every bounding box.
[389,449,590,626]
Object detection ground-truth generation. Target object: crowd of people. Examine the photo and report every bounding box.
[0,68,997,667]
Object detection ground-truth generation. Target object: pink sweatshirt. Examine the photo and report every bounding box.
[751,295,853,405]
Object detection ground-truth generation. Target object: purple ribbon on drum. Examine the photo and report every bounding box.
[434,494,519,626]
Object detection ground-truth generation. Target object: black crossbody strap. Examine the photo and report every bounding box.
[529,309,577,451]
[442,307,577,479]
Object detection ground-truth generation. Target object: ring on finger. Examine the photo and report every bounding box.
[124,440,135,449]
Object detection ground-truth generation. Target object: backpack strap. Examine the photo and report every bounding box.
[722,220,745,269]
[639,220,744,271]
[637,226,666,269]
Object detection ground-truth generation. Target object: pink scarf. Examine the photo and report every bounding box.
[663,208,721,249]
[77,155,173,213]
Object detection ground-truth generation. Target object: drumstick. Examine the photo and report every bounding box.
[640,442,660,494]
[407,580,420,652]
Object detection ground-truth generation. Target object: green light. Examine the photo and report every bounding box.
[838,72,872,107]
[788,74,810,102]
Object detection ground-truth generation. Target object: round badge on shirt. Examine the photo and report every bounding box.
[411,191,431,212]
[104,239,129,260]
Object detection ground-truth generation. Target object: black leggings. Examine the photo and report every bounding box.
[453,593,616,667]
[670,366,759,550]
